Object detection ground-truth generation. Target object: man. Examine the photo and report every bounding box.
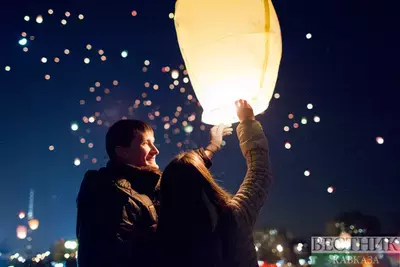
[76,119,232,267]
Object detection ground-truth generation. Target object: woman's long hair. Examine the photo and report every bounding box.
[157,151,232,266]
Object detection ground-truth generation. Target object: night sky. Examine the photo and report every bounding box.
[0,0,398,253]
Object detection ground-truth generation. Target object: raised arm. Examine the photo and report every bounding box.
[228,100,272,227]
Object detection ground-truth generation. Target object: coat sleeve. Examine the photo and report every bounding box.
[193,147,213,169]
[227,120,272,227]
[76,172,119,267]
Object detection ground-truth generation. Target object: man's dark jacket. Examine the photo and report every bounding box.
[76,148,212,267]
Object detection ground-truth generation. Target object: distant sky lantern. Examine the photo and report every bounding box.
[74,158,81,166]
[376,136,384,145]
[174,0,282,125]
[121,51,128,58]
[28,219,39,230]
[18,211,25,219]
[17,226,27,239]
[171,70,180,79]
[18,38,27,46]
[71,123,78,131]
[36,15,43,24]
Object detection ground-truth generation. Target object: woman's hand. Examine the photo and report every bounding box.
[209,124,233,149]
[235,99,255,122]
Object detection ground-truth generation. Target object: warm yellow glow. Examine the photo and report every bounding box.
[18,212,25,219]
[28,219,39,230]
[174,0,282,125]
[16,226,27,239]
[36,15,43,24]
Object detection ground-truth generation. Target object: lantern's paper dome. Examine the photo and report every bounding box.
[175,0,282,125]
[17,225,27,239]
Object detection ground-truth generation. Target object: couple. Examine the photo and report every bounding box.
[76,100,273,267]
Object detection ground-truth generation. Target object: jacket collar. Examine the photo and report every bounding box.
[106,160,161,195]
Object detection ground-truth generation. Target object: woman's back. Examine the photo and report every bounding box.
[158,101,272,267]
[219,119,272,267]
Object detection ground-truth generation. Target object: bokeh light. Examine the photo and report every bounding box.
[49,145,55,151]
[41,57,47,63]
[171,70,179,79]
[169,13,175,19]
[5,66,11,71]
[121,51,128,58]
[18,212,25,219]
[304,170,310,177]
[84,58,90,64]
[314,116,321,123]
[285,142,291,150]
[301,117,307,124]
[306,33,312,39]
[24,16,30,21]
[376,136,384,145]
[327,186,334,194]
[74,158,81,166]
[61,19,67,25]
[71,123,79,131]
[78,14,84,20]
[131,10,137,17]
[48,9,54,15]
[36,15,43,24]
[274,93,280,99]
[18,38,27,46]
[307,103,313,109]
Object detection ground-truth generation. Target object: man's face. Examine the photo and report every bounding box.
[118,131,160,169]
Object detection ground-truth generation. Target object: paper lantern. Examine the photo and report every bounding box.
[16,225,27,239]
[175,0,282,125]
[18,211,26,219]
[28,218,39,230]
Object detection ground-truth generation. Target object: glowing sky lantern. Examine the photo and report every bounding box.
[16,226,27,239]
[28,218,39,230]
[18,211,26,219]
[174,0,282,125]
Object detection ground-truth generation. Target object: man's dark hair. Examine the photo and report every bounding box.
[106,119,154,160]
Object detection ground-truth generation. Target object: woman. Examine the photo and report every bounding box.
[157,100,272,267]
